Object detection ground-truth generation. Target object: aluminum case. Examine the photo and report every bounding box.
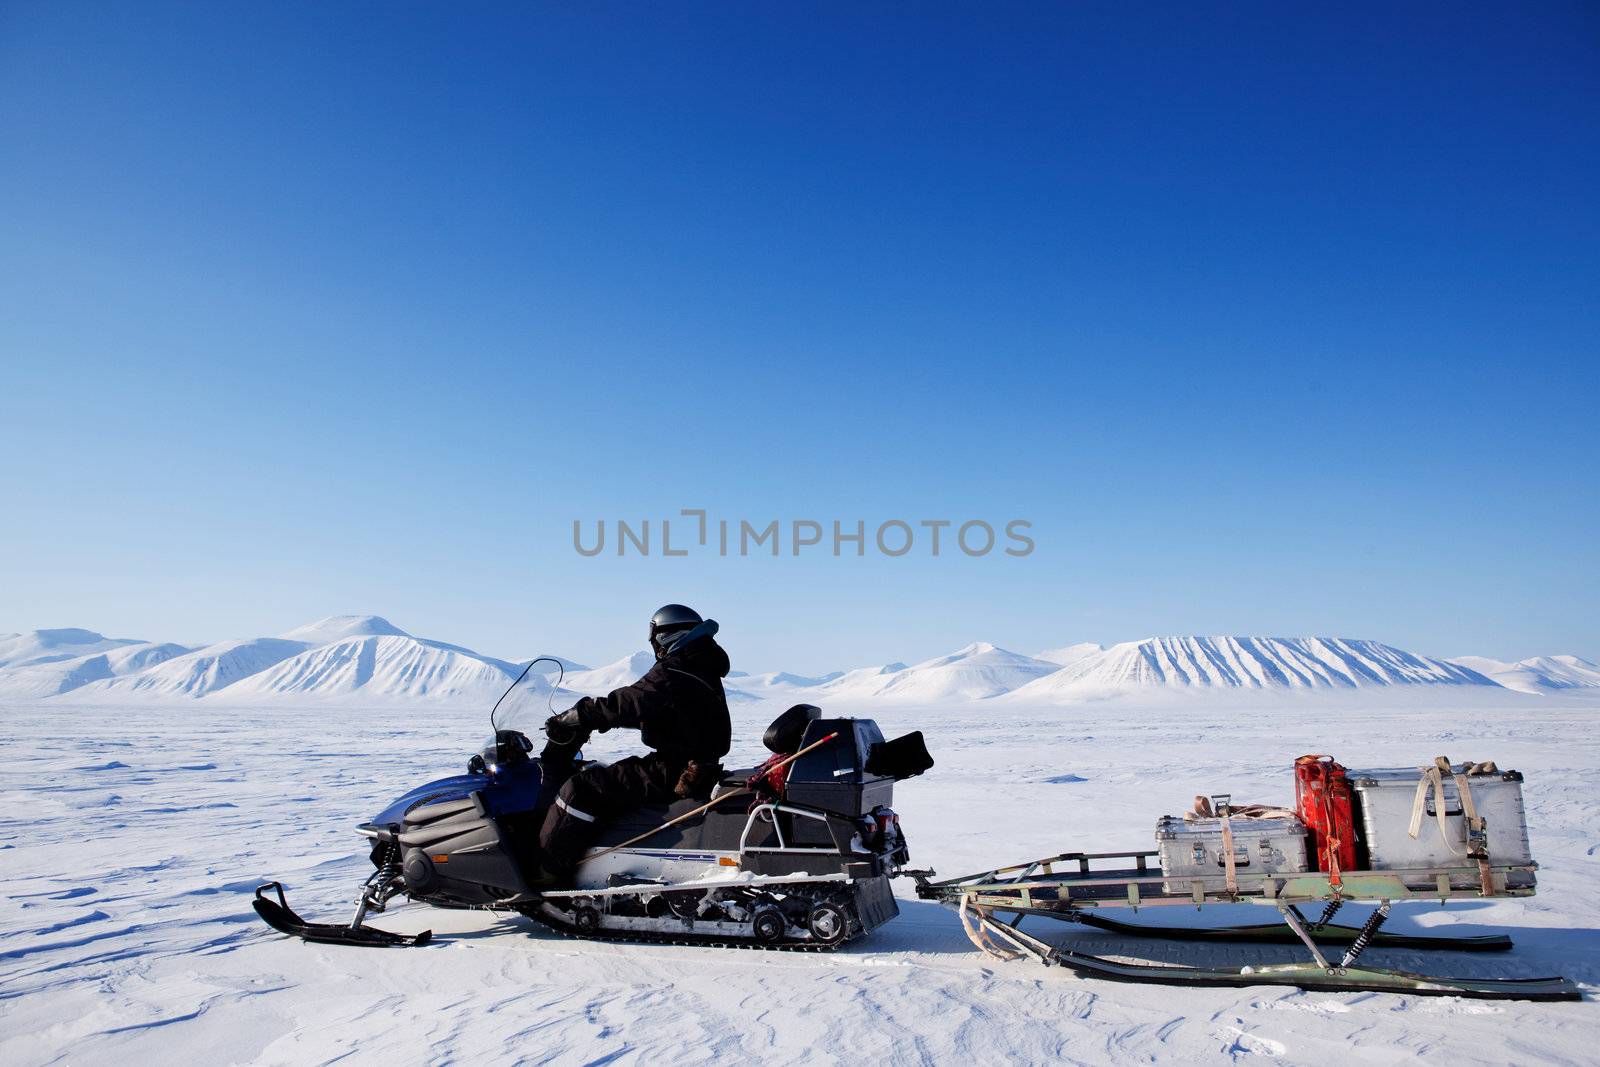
[1155,815,1310,894]
[1349,767,1532,884]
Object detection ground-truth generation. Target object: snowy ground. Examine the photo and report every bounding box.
[3,691,1597,1066]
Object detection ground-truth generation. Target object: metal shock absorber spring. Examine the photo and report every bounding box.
[1311,898,1343,930]
[1339,901,1391,967]
[374,841,402,884]
[350,842,404,930]
[365,843,403,905]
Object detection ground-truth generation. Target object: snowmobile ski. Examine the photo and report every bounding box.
[253,882,433,948]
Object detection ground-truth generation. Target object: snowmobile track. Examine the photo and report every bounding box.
[521,906,849,954]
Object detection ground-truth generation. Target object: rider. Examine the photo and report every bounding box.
[534,604,732,885]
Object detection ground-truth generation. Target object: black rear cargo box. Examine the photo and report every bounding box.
[784,719,895,843]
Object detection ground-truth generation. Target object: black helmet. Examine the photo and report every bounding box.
[649,604,703,657]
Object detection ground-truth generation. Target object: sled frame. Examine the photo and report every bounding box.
[920,850,1579,1001]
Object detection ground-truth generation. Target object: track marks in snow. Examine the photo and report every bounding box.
[1220,1024,1287,1057]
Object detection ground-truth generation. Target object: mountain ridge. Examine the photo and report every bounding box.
[1004,636,1497,703]
[2,620,1591,705]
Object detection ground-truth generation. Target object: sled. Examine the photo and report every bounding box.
[917,850,1580,1001]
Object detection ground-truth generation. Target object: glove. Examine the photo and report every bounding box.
[544,707,584,735]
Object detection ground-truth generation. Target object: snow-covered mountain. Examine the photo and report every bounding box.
[1036,642,1103,667]
[563,650,761,703]
[523,656,591,676]
[73,637,315,699]
[6,616,1593,707]
[805,661,907,700]
[217,634,526,704]
[0,641,193,699]
[735,670,846,693]
[1006,636,1498,702]
[818,643,1060,703]
[278,614,410,645]
[0,628,144,669]
[45,615,549,705]
[1451,654,1600,695]
[563,651,658,696]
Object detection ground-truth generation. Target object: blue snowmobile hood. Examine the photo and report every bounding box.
[368,759,549,827]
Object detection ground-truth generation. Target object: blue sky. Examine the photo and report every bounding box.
[2,4,1596,673]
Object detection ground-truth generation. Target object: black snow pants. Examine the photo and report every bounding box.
[538,753,686,873]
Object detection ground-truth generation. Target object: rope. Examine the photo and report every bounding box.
[958,897,1021,961]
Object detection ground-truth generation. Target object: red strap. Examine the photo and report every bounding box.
[1321,790,1343,888]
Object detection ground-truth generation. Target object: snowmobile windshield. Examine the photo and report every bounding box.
[489,656,570,738]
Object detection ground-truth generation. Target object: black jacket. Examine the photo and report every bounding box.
[570,633,732,762]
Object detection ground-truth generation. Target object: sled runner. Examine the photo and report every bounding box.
[920,755,1579,1001]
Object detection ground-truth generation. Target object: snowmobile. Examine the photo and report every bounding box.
[253,659,934,949]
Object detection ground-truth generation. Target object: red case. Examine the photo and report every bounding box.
[1294,754,1358,876]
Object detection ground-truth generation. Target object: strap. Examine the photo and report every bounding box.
[1443,756,1495,894]
[1321,788,1344,889]
[1408,763,1465,855]
[1297,755,1344,888]
[1407,769,1432,841]
[1408,758,1493,890]
[1220,812,1239,895]
[1445,756,1483,843]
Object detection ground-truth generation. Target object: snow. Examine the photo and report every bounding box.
[0,619,582,706]
[216,635,526,704]
[69,638,315,700]
[522,656,592,676]
[1008,636,1499,702]
[562,651,658,696]
[806,644,1060,703]
[6,621,1589,709]
[0,642,192,699]
[276,614,410,645]
[733,670,846,692]
[1453,654,1600,695]
[3,686,1597,1065]
[811,661,909,695]
[0,628,143,669]
[1037,641,1104,666]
